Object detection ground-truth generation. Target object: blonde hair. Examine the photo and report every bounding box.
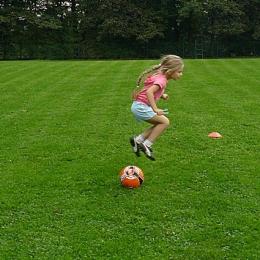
[131,55,184,100]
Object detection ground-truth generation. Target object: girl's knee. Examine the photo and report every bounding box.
[163,117,170,127]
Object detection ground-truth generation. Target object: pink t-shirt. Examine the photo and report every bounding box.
[135,73,168,106]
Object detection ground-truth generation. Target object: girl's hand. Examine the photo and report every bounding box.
[154,108,164,115]
[161,94,169,100]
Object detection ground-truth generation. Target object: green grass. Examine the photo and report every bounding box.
[0,59,260,260]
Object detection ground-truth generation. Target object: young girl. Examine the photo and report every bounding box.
[130,55,184,161]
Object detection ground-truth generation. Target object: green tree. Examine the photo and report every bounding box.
[0,0,63,58]
[241,0,260,40]
[0,0,259,59]
[80,0,165,43]
[178,0,246,57]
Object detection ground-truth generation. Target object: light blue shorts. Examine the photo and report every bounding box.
[131,101,156,122]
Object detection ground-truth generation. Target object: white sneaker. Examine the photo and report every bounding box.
[130,136,140,157]
[138,143,155,161]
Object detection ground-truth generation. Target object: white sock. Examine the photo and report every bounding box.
[143,139,153,147]
[136,135,144,144]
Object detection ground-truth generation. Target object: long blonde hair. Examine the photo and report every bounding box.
[131,55,183,100]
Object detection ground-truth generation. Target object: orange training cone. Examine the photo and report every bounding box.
[208,132,222,138]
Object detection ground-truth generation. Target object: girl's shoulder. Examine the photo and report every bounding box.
[144,73,167,89]
[145,73,167,84]
[151,72,165,78]
[146,72,166,81]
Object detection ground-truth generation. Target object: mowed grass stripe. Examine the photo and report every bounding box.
[1,59,260,259]
[0,61,45,83]
[0,61,133,176]
[176,59,260,124]
[174,59,260,146]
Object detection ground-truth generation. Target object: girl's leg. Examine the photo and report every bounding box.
[138,115,170,160]
[139,125,155,140]
[145,115,170,142]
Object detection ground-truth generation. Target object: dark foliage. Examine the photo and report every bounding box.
[0,0,260,59]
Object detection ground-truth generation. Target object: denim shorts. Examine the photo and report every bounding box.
[131,101,156,122]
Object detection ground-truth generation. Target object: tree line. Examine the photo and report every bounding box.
[1,0,260,59]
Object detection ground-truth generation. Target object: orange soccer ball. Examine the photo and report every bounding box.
[119,165,144,188]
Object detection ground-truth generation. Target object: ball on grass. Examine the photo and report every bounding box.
[119,165,144,188]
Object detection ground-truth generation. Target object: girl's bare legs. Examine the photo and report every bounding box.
[137,115,170,160]
[139,125,155,140]
[141,115,170,142]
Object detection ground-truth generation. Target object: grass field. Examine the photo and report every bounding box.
[0,58,260,260]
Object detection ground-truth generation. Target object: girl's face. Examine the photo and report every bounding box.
[167,66,184,80]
